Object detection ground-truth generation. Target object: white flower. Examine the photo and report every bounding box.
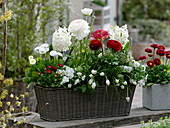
[77,72,82,76]
[115,79,119,83]
[34,47,40,53]
[100,72,105,76]
[52,27,72,52]
[106,79,110,86]
[142,65,146,71]
[91,70,97,74]
[74,79,80,85]
[88,79,93,85]
[68,19,90,40]
[41,43,49,52]
[109,24,129,46]
[121,85,125,89]
[39,47,47,54]
[29,59,36,65]
[91,82,96,89]
[64,66,75,79]
[98,53,102,58]
[123,81,127,85]
[62,76,69,83]
[28,55,34,60]
[82,75,86,81]
[134,61,140,68]
[68,84,72,88]
[126,97,130,102]
[81,8,93,16]
[89,74,93,77]
[132,81,137,85]
[50,51,58,56]
[138,79,145,86]
[124,66,132,73]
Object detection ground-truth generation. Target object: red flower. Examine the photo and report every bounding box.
[150,44,159,48]
[139,56,147,60]
[145,48,152,53]
[58,64,63,67]
[166,51,170,59]
[106,40,122,52]
[156,49,165,56]
[154,58,161,65]
[158,45,165,50]
[51,66,57,71]
[46,70,52,74]
[47,66,52,68]
[148,54,153,57]
[37,72,42,75]
[89,40,102,50]
[44,68,47,71]
[147,60,154,67]
[92,29,109,40]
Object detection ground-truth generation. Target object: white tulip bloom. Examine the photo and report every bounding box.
[68,84,72,88]
[126,97,130,102]
[81,8,93,16]
[88,79,93,85]
[115,79,119,83]
[106,79,110,86]
[91,70,97,74]
[82,75,86,81]
[100,72,105,76]
[123,81,127,85]
[92,82,96,89]
[121,85,125,89]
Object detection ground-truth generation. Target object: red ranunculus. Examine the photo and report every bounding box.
[92,29,109,40]
[89,40,102,50]
[51,66,57,71]
[156,49,165,56]
[147,60,154,67]
[46,70,52,74]
[158,45,165,50]
[58,64,63,67]
[154,58,161,65]
[145,48,152,53]
[166,51,170,59]
[150,44,159,48]
[139,56,147,60]
[106,40,122,52]
[148,54,153,57]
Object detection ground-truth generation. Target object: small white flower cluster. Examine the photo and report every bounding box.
[28,55,36,65]
[34,43,49,54]
[52,27,72,52]
[109,24,129,46]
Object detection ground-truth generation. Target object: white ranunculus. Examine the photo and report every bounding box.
[52,27,72,52]
[28,55,34,60]
[82,75,86,81]
[109,24,129,46]
[106,79,110,86]
[91,70,97,74]
[126,97,130,102]
[81,8,93,16]
[68,84,72,88]
[29,59,36,65]
[91,82,96,89]
[100,72,105,76]
[50,51,58,56]
[68,19,90,40]
[121,85,125,89]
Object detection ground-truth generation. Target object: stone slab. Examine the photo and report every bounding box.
[12,107,170,128]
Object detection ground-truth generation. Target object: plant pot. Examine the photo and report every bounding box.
[143,83,170,110]
[34,84,136,121]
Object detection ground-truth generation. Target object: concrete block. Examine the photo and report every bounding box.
[143,83,170,110]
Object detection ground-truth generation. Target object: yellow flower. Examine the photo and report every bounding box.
[22,106,28,113]
[6,102,11,106]
[16,101,21,106]
[0,10,13,22]
[20,94,25,98]
[10,94,14,98]
[0,89,8,99]
[0,73,4,80]
[3,78,13,85]
[25,92,29,96]
[9,106,14,112]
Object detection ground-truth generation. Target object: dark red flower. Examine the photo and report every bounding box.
[37,72,42,75]
[106,40,122,52]
[156,49,165,56]
[58,64,63,67]
[148,54,153,57]
[154,58,161,65]
[46,70,52,74]
[166,51,170,59]
[158,45,165,50]
[89,40,102,50]
[145,48,152,53]
[92,29,109,40]
[51,66,57,71]
[150,44,159,48]
[139,56,147,60]
[147,60,154,67]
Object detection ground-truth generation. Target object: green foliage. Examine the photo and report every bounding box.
[140,117,170,128]
[0,0,69,78]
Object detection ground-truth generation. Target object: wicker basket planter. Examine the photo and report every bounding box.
[34,84,136,121]
[143,83,170,110]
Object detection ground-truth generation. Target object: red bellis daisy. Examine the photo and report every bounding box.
[46,70,53,74]
[150,44,159,48]
[139,56,147,60]
[147,60,154,67]
[106,40,122,52]
[158,45,165,50]
[156,49,165,56]
[145,48,152,53]
[154,58,161,65]
[148,54,153,57]
[89,40,102,50]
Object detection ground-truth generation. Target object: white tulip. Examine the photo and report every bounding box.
[89,74,93,77]
[106,79,110,86]
[121,85,125,89]
[126,97,130,102]
[91,82,96,89]
[82,75,86,81]
[123,81,127,85]
[81,8,93,16]
[88,79,93,85]
[68,84,72,88]
[100,72,105,76]
[115,79,119,83]
[91,70,97,74]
